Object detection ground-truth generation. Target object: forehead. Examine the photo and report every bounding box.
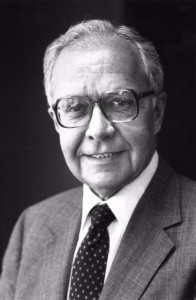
[51,41,148,103]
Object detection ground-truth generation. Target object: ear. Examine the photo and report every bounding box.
[153,92,167,135]
[48,107,60,133]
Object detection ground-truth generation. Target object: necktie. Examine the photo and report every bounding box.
[69,204,115,300]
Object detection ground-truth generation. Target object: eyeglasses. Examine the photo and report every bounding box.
[51,89,154,128]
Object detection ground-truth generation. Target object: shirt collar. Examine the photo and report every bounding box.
[82,151,158,230]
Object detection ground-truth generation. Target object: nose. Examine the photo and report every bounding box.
[85,104,115,141]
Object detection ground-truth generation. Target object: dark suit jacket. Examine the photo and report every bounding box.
[0,159,196,300]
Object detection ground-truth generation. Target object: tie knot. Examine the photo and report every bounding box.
[90,204,115,228]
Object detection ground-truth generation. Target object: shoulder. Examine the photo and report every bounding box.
[27,186,83,216]
[153,157,196,215]
[169,169,196,232]
[156,157,196,196]
[178,174,196,213]
[179,174,196,196]
[154,158,196,239]
[17,186,83,236]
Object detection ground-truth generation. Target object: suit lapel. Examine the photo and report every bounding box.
[101,159,181,300]
[37,188,83,299]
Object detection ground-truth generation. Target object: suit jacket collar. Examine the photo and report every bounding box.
[100,158,181,300]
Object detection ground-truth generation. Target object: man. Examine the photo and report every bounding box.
[0,19,196,300]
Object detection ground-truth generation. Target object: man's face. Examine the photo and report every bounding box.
[50,41,165,198]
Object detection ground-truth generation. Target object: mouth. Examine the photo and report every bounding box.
[85,151,123,160]
[91,153,114,159]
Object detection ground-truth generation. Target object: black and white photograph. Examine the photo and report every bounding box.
[0,0,196,299]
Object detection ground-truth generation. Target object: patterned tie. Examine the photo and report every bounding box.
[69,204,115,300]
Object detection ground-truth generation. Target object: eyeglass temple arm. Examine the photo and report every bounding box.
[137,90,154,100]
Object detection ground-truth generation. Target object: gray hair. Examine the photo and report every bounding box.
[43,19,164,104]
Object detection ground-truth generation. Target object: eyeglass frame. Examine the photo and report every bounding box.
[51,89,155,128]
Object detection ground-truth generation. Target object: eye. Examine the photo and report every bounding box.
[68,102,84,112]
[112,98,130,106]
[57,97,89,114]
[110,98,136,110]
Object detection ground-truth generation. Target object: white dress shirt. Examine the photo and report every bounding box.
[67,151,158,298]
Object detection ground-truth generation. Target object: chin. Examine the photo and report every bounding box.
[87,175,126,198]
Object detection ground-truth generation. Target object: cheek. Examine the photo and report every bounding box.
[118,113,155,153]
[58,129,84,160]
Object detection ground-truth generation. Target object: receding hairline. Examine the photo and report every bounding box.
[53,35,143,67]
[44,19,164,104]
[49,35,149,99]
[50,37,150,101]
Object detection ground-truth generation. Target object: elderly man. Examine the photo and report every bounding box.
[0,19,196,300]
